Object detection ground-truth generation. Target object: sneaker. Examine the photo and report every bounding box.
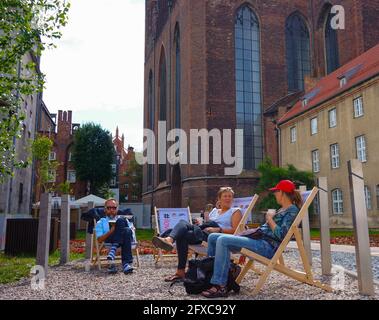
[123,263,134,275]
[108,264,117,274]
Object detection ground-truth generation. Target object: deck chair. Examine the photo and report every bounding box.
[91,216,141,270]
[188,194,259,257]
[235,187,332,295]
[153,207,192,264]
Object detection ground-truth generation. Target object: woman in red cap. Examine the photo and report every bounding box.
[201,180,303,298]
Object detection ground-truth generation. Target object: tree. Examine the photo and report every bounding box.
[0,0,70,183]
[255,157,315,211]
[124,155,142,201]
[71,123,115,195]
[32,135,59,193]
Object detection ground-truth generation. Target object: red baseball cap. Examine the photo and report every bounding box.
[269,180,296,193]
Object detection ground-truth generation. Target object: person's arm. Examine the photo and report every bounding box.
[221,209,242,234]
[205,209,242,234]
[96,219,115,243]
[97,226,115,243]
[267,208,298,241]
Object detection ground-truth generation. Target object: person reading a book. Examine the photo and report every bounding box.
[95,198,134,274]
[152,187,242,282]
[201,180,302,298]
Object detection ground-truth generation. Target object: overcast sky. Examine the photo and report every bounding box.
[40,0,145,151]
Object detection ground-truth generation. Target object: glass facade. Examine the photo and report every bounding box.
[235,5,263,170]
[285,14,311,91]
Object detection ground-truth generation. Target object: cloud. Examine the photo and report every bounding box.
[40,0,145,149]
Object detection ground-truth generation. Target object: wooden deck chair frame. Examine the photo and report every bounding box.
[153,206,192,264]
[91,218,141,270]
[235,187,332,295]
[188,194,260,257]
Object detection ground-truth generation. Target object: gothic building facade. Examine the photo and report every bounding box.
[143,0,379,211]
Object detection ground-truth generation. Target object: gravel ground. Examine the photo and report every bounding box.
[0,250,378,300]
[309,250,379,282]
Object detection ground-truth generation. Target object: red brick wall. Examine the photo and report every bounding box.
[143,0,379,212]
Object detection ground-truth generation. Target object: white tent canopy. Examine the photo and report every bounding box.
[73,194,106,207]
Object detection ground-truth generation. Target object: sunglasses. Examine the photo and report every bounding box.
[106,206,117,210]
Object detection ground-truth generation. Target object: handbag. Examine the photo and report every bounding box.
[237,227,263,240]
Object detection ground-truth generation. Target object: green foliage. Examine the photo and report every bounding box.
[97,183,115,199]
[124,155,142,201]
[0,0,70,182]
[256,158,315,211]
[58,180,71,194]
[71,123,115,194]
[32,135,58,193]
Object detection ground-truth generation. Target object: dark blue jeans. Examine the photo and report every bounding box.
[105,218,133,265]
[164,220,203,270]
[207,233,276,286]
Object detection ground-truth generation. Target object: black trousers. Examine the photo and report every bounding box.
[161,220,205,270]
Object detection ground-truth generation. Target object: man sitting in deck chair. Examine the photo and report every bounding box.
[152,187,242,282]
[95,198,134,275]
[202,180,302,298]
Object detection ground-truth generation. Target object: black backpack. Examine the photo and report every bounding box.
[181,257,241,295]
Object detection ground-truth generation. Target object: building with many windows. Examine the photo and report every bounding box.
[278,44,379,227]
[33,110,86,203]
[143,0,379,211]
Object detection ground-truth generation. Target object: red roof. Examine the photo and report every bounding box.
[278,43,379,125]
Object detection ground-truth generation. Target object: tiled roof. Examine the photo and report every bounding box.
[278,43,379,125]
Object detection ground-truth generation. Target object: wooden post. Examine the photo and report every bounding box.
[299,185,312,266]
[348,160,374,295]
[60,194,70,264]
[85,201,95,259]
[318,177,332,275]
[36,193,52,276]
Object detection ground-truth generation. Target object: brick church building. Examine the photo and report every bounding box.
[143,0,379,211]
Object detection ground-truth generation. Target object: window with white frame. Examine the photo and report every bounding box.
[111,164,117,174]
[110,178,117,186]
[290,126,297,143]
[49,152,56,161]
[332,189,343,214]
[329,108,337,128]
[68,152,72,162]
[67,170,76,183]
[364,185,372,210]
[330,143,340,169]
[353,96,364,118]
[48,170,56,182]
[310,117,318,135]
[356,135,367,162]
[312,150,320,173]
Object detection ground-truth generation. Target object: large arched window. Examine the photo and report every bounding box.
[325,8,339,74]
[174,24,181,129]
[285,13,311,91]
[158,49,167,183]
[147,70,154,187]
[235,5,263,170]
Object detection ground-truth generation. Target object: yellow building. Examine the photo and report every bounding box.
[278,44,379,228]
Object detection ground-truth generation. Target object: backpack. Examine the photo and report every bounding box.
[181,257,241,295]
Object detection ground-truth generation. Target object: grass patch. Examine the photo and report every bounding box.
[136,229,154,241]
[0,250,85,285]
[310,228,379,238]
